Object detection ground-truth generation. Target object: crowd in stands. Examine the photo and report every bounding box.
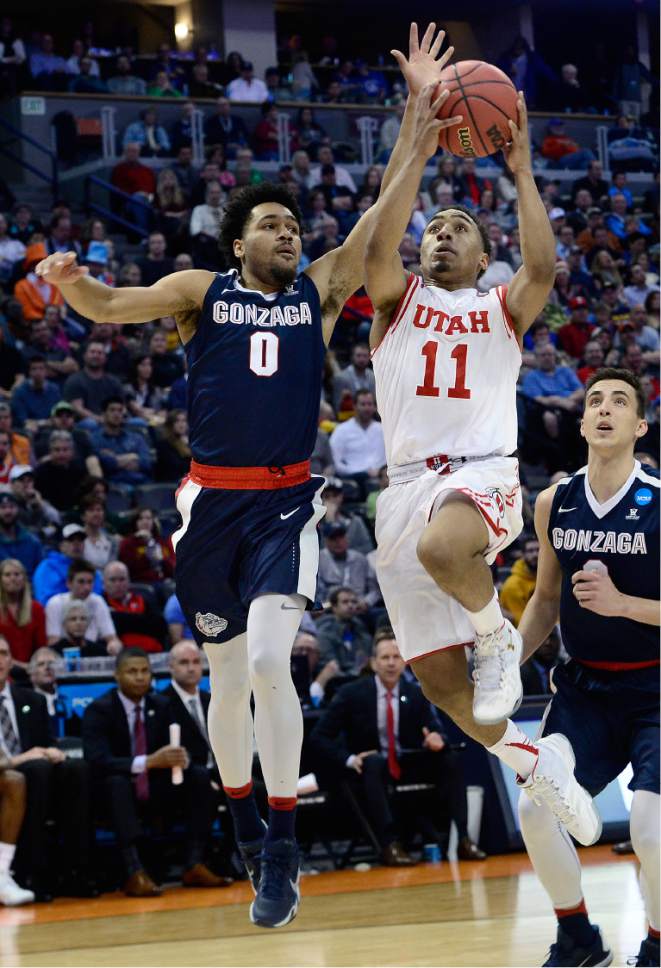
[0,16,659,907]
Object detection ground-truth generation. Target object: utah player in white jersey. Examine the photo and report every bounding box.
[364,87,601,846]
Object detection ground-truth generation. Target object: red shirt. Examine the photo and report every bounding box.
[557,321,595,360]
[111,161,157,197]
[105,592,163,653]
[118,534,175,583]
[0,601,46,663]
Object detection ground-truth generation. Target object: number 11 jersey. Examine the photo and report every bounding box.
[184,269,325,468]
[371,275,521,466]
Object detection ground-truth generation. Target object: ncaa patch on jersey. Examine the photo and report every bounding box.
[634,488,653,507]
[195,612,228,637]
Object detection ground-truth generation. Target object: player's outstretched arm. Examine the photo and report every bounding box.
[502,94,556,339]
[35,252,212,336]
[304,22,460,344]
[518,486,563,663]
[571,569,661,625]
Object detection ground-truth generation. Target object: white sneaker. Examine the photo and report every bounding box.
[518,733,602,846]
[0,873,35,906]
[472,620,523,725]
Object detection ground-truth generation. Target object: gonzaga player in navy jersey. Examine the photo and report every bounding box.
[34,23,465,928]
[518,369,660,968]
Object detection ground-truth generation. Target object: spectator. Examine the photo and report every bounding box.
[82,647,226,896]
[23,318,77,386]
[122,108,170,157]
[14,244,64,321]
[627,305,660,355]
[80,496,117,570]
[0,558,46,669]
[155,409,190,482]
[119,507,174,584]
[204,97,248,157]
[148,330,184,388]
[162,641,215,766]
[521,629,561,696]
[107,55,146,96]
[10,356,60,433]
[318,523,380,613]
[577,340,606,384]
[7,203,41,245]
[500,535,539,626]
[330,390,386,488]
[608,171,634,209]
[321,478,373,554]
[557,297,595,360]
[62,340,125,427]
[102,561,167,654]
[572,160,609,206]
[612,45,653,119]
[27,645,80,737]
[645,291,659,331]
[497,35,555,108]
[295,107,326,159]
[32,402,101,479]
[332,343,376,413]
[225,60,268,102]
[45,559,121,654]
[253,103,282,161]
[33,430,87,512]
[9,464,59,534]
[124,355,167,427]
[541,118,595,169]
[556,63,585,112]
[521,343,584,470]
[164,592,193,645]
[136,232,174,287]
[110,144,157,223]
[28,33,67,85]
[310,630,486,865]
[0,635,95,901]
[171,145,198,201]
[32,522,102,606]
[311,145,357,193]
[65,39,99,76]
[69,56,107,94]
[591,251,624,291]
[0,493,42,578]
[188,62,221,99]
[146,69,182,99]
[566,245,597,299]
[623,265,659,308]
[49,600,103,659]
[190,181,226,267]
[90,397,153,488]
[314,585,372,680]
[0,213,25,284]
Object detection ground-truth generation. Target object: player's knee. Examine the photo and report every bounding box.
[248,647,286,687]
[631,814,660,858]
[416,531,455,580]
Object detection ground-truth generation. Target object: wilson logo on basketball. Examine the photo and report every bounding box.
[487,123,506,151]
[457,127,475,156]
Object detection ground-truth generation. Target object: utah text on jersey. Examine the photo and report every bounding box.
[212,301,313,327]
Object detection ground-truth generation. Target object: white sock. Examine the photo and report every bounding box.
[487,719,539,779]
[518,793,584,909]
[0,843,15,877]
[631,790,660,932]
[204,632,254,788]
[465,589,504,637]
[247,593,305,798]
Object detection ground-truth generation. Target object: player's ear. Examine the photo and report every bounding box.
[479,252,489,273]
[233,238,244,262]
[634,418,648,440]
[579,417,586,439]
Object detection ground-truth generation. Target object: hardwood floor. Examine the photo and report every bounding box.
[1,847,645,967]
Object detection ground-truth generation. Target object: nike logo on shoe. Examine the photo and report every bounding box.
[280,507,300,520]
[281,603,303,611]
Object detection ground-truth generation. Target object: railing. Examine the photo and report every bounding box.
[84,174,151,238]
[0,116,59,198]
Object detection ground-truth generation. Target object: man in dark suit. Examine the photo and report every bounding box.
[310,629,487,866]
[0,634,95,900]
[82,646,232,897]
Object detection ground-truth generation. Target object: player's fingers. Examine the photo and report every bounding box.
[390,49,407,72]
[428,28,445,59]
[430,87,449,112]
[437,114,463,130]
[437,45,455,71]
[508,119,520,138]
[409,22,419,55]
[517,91,528,122]
[420,22,436,54]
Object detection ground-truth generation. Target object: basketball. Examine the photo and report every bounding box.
[436,60,519,158]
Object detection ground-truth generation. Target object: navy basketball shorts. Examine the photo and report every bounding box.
[540,659,659,797]
[172,475,326,646]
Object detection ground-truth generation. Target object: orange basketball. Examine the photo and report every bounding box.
[436,60,519,158]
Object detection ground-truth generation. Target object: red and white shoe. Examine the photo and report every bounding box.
[472,620,523,725]
[518,733,602,846]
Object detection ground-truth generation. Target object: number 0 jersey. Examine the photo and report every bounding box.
[371,275,521,466]
[184,269,325,467]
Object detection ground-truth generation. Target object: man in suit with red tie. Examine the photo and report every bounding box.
[82,647,232,896]
[310,629,487,865]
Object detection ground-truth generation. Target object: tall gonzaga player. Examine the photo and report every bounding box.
[34,24,463,929]
[518,369,659,968]
[365,87,601,845]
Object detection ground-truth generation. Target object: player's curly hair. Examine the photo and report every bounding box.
[219,183,303,270]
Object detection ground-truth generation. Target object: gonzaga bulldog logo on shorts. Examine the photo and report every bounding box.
[195,612,228,637]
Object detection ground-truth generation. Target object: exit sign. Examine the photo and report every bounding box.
[21,96,46,116]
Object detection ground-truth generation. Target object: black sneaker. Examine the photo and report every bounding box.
[632,937,661,967]
[237,818,267,894]
[543,924,613,966]
[249,838,300,929]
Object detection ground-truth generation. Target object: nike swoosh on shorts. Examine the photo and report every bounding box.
[280,507,300,520]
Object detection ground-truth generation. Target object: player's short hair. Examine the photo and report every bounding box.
[219,183,303,270]
[426,204,492,266]
[115,646,150,671]
[584,367,646,419]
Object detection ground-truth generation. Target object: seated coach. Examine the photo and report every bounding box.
[310,629,487,866]
[82,647,231,896]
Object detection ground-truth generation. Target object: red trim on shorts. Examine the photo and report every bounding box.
[578,657,661,671]
[189,459,311,490]
[268,796,297,811]
[371,274,420,357]
[224,781,254,799]
[410,641,474,663]
[555,899,588,919]
[649,927,660,940]
[456,487,509,537]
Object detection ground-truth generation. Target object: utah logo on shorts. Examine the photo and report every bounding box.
[195,612,228,637]
[486,487,506,519]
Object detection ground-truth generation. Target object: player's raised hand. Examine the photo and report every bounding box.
[35,251,89,287]
[412,83,463,159]
[390,22,455,97]
[571,568,624,617]
[503,92,533,174]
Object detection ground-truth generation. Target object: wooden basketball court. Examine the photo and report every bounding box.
[2,846,643,967]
